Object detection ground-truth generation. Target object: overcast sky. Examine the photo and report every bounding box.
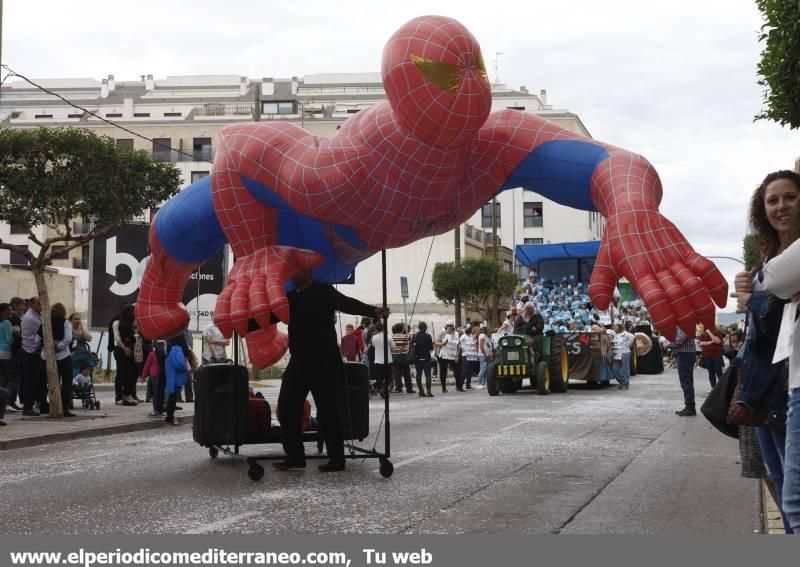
[4,0,798,312]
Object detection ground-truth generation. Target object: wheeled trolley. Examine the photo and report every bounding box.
[193,360,394,480]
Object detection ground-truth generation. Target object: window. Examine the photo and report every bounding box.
[191,171,210,184]
[105,113,122,118]
[524,238,544,245]
[133,112,150,118]
[34,114,53,119]
[152,138,172,161]
[9,250,29,266]
[164,112,182,117]
[523,202,543,227]
[10,223,27,235]
[192,138,212,161]
[481,203,501,228]
[261,101,295,114]
[68,113,83,119]
[506,106,525,110]
[346,109,360,114]
[116,139,134,150]
[51,246,69,260]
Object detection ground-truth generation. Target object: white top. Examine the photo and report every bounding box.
[609,330,634,360]
[763,239,800,391]
[21,309,42,354]
[202,323,226,361]
[438,331,459,360]
[459,333,478,361]
[478,333,492,359]
[41,320,73,361]
[497,319,514,335]
[371,333,395,365]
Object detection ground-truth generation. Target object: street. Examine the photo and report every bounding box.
[0,368,761,534]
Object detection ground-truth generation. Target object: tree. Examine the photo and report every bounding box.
[743,233,760,271]
[431,257,518,325]
[0,127,182,417]
[754,0,800,129]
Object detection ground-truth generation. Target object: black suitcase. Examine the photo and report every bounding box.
[193,363,249,446]
[338,361,369,441]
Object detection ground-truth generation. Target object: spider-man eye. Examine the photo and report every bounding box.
[475,51,489,81]
[410,54,461,94]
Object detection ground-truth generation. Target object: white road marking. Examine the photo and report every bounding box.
[184,510,262,534]
[49,451,115,466]
[500,420,535,432]
[392,444,462,469]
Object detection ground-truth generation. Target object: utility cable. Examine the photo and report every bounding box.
[1,63,213,164]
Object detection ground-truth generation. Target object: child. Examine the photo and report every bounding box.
[164,335,189,426]
[72,364,93,401]
[140,348,161,417]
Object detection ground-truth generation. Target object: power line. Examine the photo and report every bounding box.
[0,63,213,164]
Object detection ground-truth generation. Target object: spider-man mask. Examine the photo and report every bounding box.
[382,15,492,147]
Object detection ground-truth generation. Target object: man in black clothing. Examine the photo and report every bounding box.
[273,270,389,473]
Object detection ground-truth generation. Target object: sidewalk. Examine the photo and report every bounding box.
[0,380,281,451]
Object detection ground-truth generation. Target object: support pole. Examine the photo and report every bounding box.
[454,226,462,328]
[381,249,390,458]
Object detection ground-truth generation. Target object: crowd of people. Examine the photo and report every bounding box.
[0,296,232,428]
[340,300,642,399]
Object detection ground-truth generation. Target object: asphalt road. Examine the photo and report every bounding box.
[0,368,762,534]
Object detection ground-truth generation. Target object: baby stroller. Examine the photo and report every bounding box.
[71,338,100,410]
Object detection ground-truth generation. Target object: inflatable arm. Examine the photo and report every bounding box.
[471,110,727,339]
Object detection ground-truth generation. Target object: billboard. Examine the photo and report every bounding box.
[90,223,225,331]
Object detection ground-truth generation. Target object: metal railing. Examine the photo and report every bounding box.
[194,103,255,117]
[464,224,500,246]
[151,148,214,163]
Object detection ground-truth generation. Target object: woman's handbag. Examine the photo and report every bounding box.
[700,364,739,438]
[726,381,768,427]
[133,335,144,364]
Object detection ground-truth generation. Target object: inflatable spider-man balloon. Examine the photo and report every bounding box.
[137,15,727,367]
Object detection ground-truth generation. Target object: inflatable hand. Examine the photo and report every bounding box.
[213,246,324,368]
[589,209,727,340]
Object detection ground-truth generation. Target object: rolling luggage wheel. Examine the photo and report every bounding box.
[379,458,394,478]
[247,461,265,481]
[208,447,219,459]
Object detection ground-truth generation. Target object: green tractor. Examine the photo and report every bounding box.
[486,334,568,396]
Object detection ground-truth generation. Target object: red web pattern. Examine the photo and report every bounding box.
[136,15,727,363]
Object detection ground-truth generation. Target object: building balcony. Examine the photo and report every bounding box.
[464,224,500,246]
[151,148,215,163]
[194,103,255,118]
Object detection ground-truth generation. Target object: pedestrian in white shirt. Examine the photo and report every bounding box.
[20,298,43,416]
[202,322,230,364]
[477,323,493,388]
[40,303,76,416]
[609,323,634,390]
[370,322,395,397]
[435,321,458,393]
[458,324,479,391]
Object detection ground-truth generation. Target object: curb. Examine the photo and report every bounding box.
[0,415,194,451]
